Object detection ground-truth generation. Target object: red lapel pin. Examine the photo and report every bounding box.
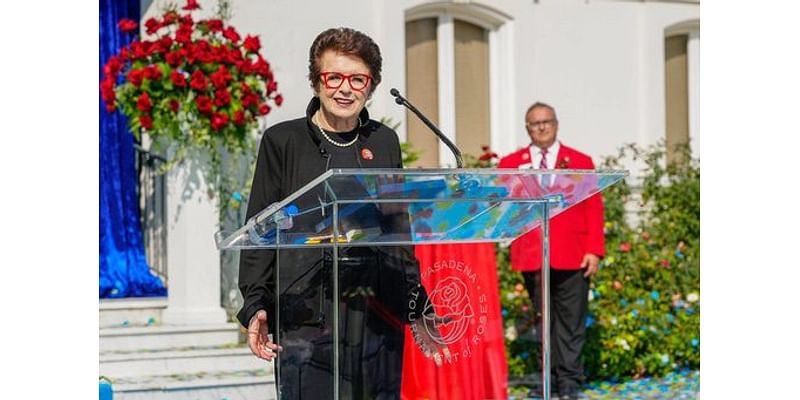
[361,148,374,160]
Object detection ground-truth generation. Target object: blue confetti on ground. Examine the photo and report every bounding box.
[513,370,699,399]
[581,370,698,399]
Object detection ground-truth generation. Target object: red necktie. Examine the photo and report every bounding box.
[539,149,551,187]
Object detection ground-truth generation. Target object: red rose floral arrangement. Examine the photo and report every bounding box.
[100,0,282,165]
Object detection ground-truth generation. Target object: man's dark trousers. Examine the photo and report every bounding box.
[523,269,589,394]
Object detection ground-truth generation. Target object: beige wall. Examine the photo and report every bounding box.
[405,18,440,168]
[665,34,689,164]
[454,19,491,161]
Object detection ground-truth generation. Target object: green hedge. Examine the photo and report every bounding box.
[495,143,700,380]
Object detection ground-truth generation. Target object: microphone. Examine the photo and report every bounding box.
[390,88,463,168]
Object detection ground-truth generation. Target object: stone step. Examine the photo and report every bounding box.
[100,323,241,352]
[100,345,273,378]
[100,297,167,328]
[110,368,277,400]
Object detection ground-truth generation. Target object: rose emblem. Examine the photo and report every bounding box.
[423,277,473,345]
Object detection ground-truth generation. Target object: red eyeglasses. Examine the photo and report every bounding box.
[319,71,373,92]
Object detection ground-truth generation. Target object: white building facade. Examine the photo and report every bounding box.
[146,0,699,166]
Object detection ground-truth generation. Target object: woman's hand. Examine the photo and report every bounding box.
[247,310,283,361]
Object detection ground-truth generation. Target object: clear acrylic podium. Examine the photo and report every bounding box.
[216,168,626,400]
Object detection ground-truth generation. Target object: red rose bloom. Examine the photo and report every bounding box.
[137,92,152,112]
[169,99,180,113]
[478,151,498,161]
[171,70,187,87]
[130,41,148,60]
[103,56,123,78]
[175,24,193,45]
[182,0,201,11]
[259,104,271,116]
[223,26,241,43]
[253,57,270,77]
[242,93,259,108]
[266,80,278,94]
[233,110,246,126]
[660,259,670,268]
[118,19,137,32]
[127,68,144,87]
[225,48,243,64]
[159,36,173,52]
[210,66,232,89]
[206,19,223,32]
[210,112,229,130]
[143,65,162,81]
[196,95,213,114]
[243,35,261,53]
[619,242,631,252]
[144,18,161,35]
[180,14,193,26]
[165,50,183,66]
[139,115,153,129]
[100,79,115,102]
[274,94,284,106]
[236,59,253,74]
[214,88,231,106]
[162,11,178,25]
[190,70,208,91]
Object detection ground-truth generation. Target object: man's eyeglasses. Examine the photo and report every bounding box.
[526,119,557,130]
[319,72,373,92]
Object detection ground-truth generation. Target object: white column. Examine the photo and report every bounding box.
[687,30,700,158]
[489,20,516,158]
[437,14,457,167]
[162,152,228,326]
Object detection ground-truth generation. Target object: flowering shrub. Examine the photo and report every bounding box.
[468,143,700,380]
[582,143,700,380]
[100,0,282,167]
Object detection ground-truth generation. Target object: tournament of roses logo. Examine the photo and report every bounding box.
[424,276,473,345]
[415,259,488,363]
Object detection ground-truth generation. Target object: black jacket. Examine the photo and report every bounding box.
[237,97,428,328]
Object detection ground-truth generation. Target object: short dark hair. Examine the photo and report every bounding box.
[308,27,383,94]
[526,102,558,121]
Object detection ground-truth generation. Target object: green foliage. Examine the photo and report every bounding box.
[466,142,700,381]
[582,142,699,380]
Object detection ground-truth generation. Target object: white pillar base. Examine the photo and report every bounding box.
[163,150,228,326]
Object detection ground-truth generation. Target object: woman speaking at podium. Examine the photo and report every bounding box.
[237,27,438,399]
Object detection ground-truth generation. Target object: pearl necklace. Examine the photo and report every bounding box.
[314,113,359,148]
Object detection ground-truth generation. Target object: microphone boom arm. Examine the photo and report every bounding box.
[390,88,464,168]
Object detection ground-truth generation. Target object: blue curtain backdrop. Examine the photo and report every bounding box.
[100,0,166,298]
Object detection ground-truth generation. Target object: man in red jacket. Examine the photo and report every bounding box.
[498,102,604,399]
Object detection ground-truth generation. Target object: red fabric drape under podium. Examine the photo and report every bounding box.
[401,243,508,399]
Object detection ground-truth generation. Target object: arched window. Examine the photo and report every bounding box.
[664,20,700,163]
[405,4,514,167]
